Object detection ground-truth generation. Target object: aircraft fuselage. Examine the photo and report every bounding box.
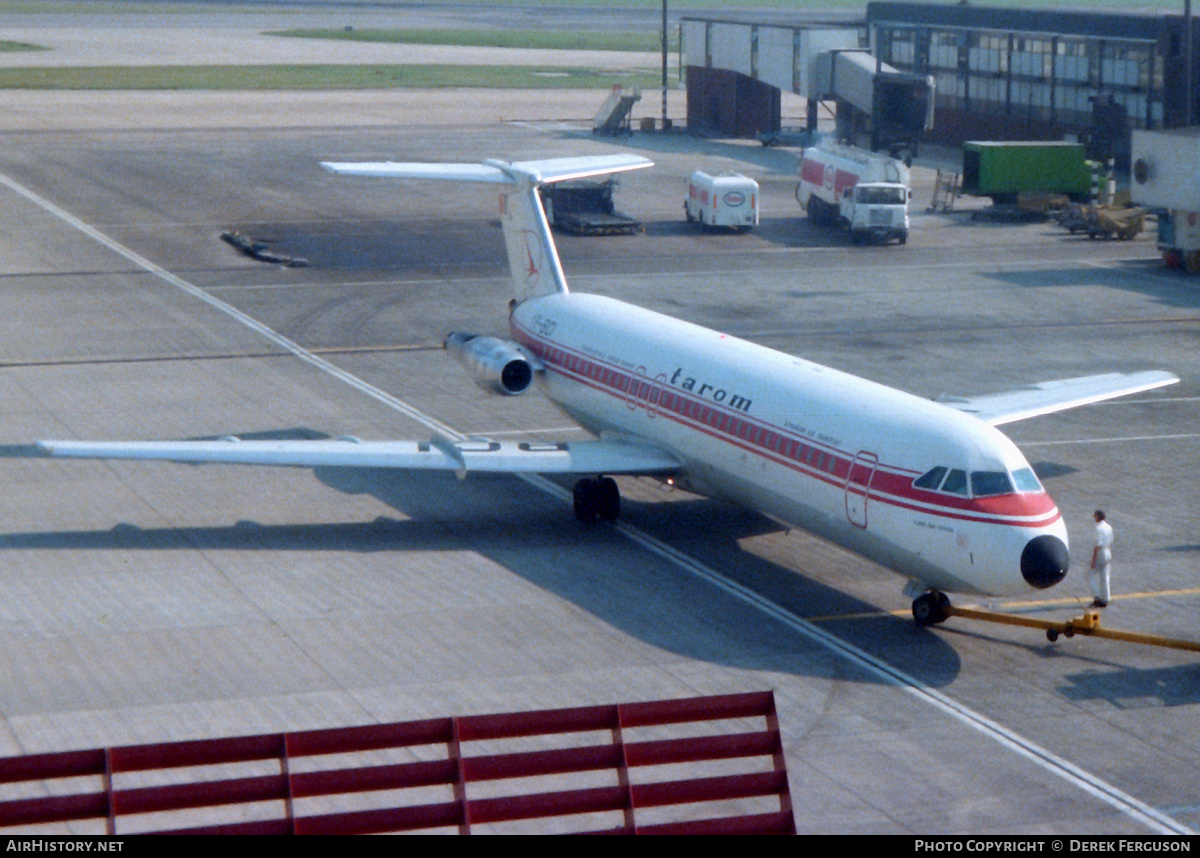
[512,292,1069,597]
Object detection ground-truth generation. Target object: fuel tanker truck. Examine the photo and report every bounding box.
[796,142,910,245]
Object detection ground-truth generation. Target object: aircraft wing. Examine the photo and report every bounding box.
[937,370,1179,426]
[30,436,681,476]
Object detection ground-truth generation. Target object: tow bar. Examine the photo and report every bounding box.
[945,604,1200,653]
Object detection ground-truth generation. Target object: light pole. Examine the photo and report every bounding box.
[661,0,669,130]
[1188,0,1195,125]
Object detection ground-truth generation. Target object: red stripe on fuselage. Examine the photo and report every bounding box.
[511,320,1061,528]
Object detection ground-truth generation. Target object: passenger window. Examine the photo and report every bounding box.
[941,469,968,496]
[971,471,1014,497]
[914,466,947,490]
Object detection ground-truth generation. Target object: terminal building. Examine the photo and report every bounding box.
[682,2,1200,165]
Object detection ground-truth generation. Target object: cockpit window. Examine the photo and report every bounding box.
[971,471,1014,497]
[940,469,969,496]
[1012,467,1042,493]
[913,466,947,490]
[916,465,1037,497]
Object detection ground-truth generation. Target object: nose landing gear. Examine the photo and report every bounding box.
[912,591,951,627]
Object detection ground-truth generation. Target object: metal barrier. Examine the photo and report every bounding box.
[0,691,794,834]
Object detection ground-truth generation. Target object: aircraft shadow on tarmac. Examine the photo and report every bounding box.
[242,218,509,274]
[0,437,966,688]
[257,211,839,267]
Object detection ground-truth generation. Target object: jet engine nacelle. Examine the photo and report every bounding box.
[444,332,535,396]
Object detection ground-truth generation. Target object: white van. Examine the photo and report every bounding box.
[684,171,759,231]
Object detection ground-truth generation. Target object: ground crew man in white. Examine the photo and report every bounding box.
[1090,510,1113,608]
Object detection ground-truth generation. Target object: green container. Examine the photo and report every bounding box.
[962,141,1092,202]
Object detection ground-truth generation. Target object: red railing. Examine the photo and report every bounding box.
[0,691,793,834]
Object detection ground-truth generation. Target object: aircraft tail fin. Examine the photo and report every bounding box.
[322,155,652,303]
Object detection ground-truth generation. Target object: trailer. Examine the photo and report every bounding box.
[1130,129,1200,271]
[684,171,759,232]
[796,142,910,245]
[961,141,1093,203]
[540,180,642,236]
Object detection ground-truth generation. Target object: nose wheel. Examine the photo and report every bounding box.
[912,591,951,627]
[573,476,620,523]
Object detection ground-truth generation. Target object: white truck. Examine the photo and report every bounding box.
[1130,128,1200,271]
[684,171,759,231]
[796,142,910,244]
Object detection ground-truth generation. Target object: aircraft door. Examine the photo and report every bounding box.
[844,451,878,529]
[626,365,647,411]
[646,372,666,418]
[626,366,665,419]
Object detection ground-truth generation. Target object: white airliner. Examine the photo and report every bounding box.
[34,154,1177,625]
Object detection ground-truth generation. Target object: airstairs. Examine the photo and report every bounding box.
[593,85,641,135]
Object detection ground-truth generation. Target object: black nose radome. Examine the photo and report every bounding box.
[1021,535,1069,589]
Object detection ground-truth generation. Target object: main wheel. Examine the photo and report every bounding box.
[912,592,950,627]
[573,476,621,523]
[595,476,620,522]
[573,477,598,522]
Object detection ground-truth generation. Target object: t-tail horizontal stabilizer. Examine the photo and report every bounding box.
[321,155,653,303]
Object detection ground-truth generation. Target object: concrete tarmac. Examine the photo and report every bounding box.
[0,6,1195,837]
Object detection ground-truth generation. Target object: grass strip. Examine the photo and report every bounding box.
[0,63,662,91]
[0,40,45,52]
[268,27,676,53]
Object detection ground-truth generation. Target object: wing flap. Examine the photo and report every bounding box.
[34,437,680,476]
[938,370,1179,426]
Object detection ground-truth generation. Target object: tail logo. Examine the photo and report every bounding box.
[523,230,542,287]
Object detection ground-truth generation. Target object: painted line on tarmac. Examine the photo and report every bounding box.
[0,167,1190,836]
[599,505,1193,836]
[476,425,586,438]
[812,586,1200,623]
[1020,433,1200,446]
[0,170,463,441]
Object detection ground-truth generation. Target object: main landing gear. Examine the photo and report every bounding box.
[912,591,951,627]
[573,476,620,523]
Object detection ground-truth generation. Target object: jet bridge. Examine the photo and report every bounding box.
[681,17,933,154]
[812,48,935,158]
